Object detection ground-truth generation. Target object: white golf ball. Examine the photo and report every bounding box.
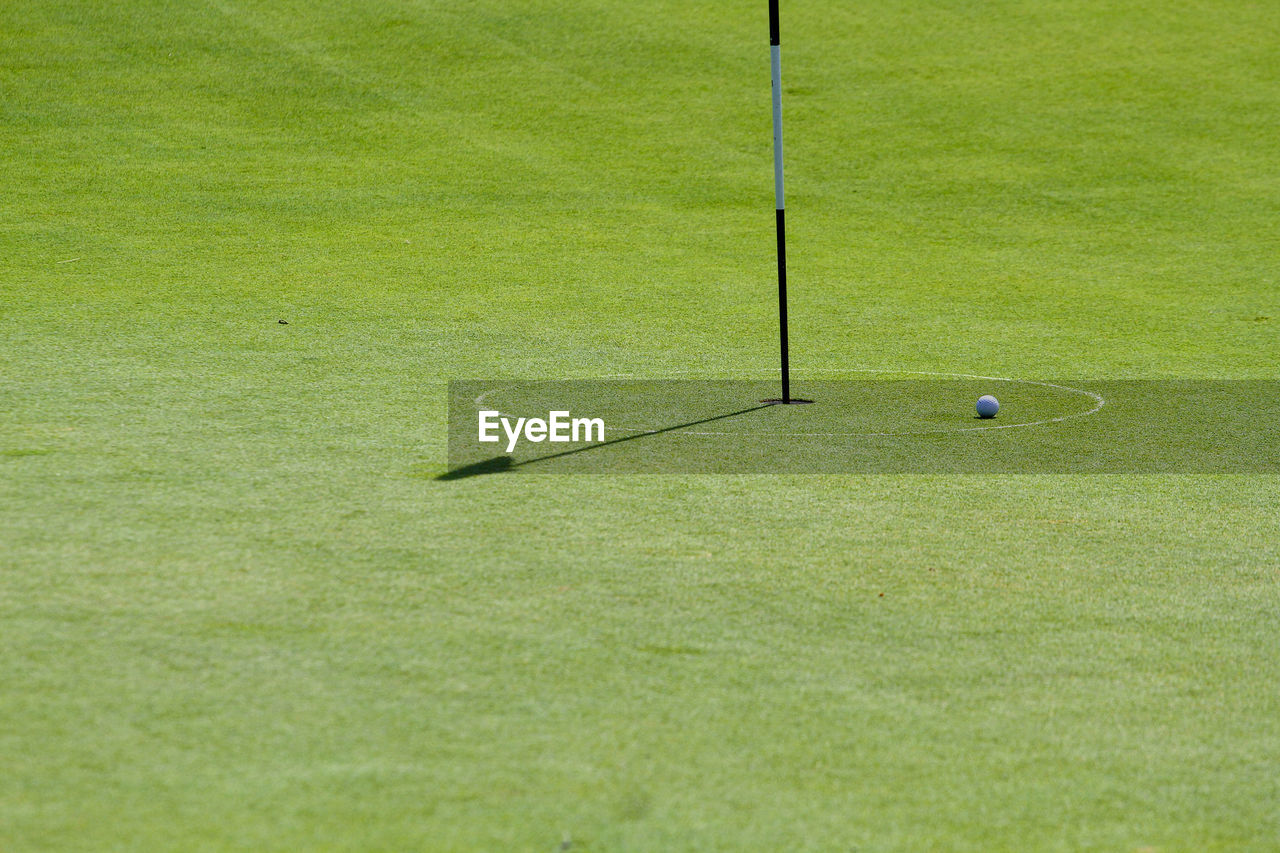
[976,395,999,418]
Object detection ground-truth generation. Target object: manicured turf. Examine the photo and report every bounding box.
[2,0,1279,849]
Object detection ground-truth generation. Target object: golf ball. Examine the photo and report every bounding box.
[976,395,999,418]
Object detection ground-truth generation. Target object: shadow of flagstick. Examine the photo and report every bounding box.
[436,403,777,481]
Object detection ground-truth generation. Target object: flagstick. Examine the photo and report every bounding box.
[770,0,789,403]
[768,1,809,405]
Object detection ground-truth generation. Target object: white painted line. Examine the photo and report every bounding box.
[470,369,1107,440]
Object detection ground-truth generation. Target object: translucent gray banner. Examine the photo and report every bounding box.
[444,380,1279,477]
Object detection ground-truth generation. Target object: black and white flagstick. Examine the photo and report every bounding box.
[767,0,808,405]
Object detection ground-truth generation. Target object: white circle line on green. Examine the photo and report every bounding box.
[471,370,1106,438]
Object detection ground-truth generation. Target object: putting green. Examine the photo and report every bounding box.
[4,0,1279,849]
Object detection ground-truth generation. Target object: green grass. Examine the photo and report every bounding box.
[2,0,1279,849]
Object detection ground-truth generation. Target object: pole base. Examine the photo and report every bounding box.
[761,398,814,404]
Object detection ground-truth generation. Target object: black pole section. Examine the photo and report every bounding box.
[777,210,789,402]
[770,0,780,45]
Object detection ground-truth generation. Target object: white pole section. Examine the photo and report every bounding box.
[771,46,785,210]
